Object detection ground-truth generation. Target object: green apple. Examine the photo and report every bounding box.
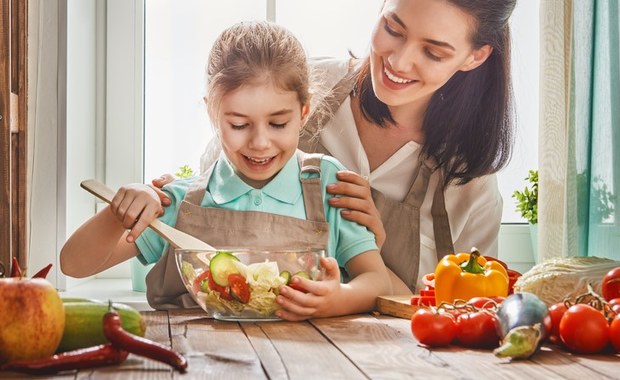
[0,277,65,364]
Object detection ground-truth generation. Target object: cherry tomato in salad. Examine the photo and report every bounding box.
[610,314,620,353]
[559,304,609,354]
[455,310,500,348]
[602,267,620,302]
[194,270,233,300]
[193,271,211,293]
[547,302,567,345]
[410,308,457,347]
[228,273,251,304]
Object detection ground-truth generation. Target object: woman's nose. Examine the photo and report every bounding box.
[388,44,416,73]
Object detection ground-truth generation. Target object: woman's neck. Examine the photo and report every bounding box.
[351,96,426,171]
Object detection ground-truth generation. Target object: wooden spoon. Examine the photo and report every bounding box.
[80,179,215,251]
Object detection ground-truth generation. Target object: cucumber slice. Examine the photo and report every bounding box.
[280,270,292,285]
[293,270,310,280]
[209,251,241,287]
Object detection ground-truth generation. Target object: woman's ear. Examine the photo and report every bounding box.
[461,44,493,72]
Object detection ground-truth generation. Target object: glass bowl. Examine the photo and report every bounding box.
[175,248,325,321]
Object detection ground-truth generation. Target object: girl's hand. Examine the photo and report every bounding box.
[148,174,175,207]
[110,184,162,243]
[327,171,386,248]
[274,257,342,321]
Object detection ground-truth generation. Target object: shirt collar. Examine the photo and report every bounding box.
[209,152,302,205]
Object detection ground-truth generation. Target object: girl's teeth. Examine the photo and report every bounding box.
[384,67,413,84]
[247,156,271,164]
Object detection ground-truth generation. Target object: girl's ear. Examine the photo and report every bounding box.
[301,104,310,123]
[460,44,493,72]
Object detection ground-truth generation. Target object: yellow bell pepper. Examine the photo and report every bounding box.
[434,248,509,305]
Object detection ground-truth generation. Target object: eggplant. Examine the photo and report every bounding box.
[493,291,550,360]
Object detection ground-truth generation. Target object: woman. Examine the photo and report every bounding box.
[153,0,517,294]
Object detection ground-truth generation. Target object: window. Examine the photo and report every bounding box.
[57,0,539,290]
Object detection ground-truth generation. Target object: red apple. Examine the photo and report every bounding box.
[0,277,65,364]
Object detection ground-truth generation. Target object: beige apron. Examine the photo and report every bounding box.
[299,66,454,292]
[145,151,330,309]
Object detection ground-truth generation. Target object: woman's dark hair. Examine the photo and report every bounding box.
[356,0,517,185]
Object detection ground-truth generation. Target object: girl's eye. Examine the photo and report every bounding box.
[383,21,402,38]
[270,122,287,129]
[230,123,248,130]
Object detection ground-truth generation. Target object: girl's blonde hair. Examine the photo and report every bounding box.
[206,21,310,123]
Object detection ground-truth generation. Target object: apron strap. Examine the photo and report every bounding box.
[300,64,359,152]
[297,151,327,223]
[431,173,455,260]
[184,164,216,205]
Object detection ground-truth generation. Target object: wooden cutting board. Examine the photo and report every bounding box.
[375,295,420,319]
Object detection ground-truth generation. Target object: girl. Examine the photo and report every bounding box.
[60,21,392,321]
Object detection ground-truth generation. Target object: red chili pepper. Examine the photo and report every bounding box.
[0,344,128,375]
[10,256,22,278]
[102,305,188,373]
[31,263,53,279]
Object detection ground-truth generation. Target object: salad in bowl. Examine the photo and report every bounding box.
[175,248,325,321]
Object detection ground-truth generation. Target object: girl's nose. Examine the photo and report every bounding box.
[249,127,270,149]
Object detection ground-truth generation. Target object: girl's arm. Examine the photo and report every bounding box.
[327,171,386,248]
[60,206,140,278]
[60,183,162,278]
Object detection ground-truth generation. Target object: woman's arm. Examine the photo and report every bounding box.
[326,170,386,248]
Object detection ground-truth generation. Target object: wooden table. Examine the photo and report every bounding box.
[3,309,619,379]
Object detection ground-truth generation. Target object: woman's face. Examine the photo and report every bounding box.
[370,0,490,108]
[216,80,307,187]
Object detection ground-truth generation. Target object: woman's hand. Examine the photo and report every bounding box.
[326,171,386,248]
[149,174,175,207]
[110,184,162,243]
[274,257,343,321]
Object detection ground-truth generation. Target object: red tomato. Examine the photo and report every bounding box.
[228,273,251,304]
[559,304,609,354]
[608,298,620,314]
[193,271,211,293]
[204,271,232,300]
[610,315,620,353]
[547,302,567,345]
[455,311,500,348]
[467,296,502,309]
[410,308,457,347]
[602,267,620,302]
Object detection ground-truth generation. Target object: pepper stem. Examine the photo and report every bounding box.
[460,249,485,274]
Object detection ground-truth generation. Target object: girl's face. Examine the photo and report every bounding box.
[369,0,491,108]
[216,80,308,187]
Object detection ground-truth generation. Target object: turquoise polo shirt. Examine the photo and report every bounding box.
[135,151,378,269]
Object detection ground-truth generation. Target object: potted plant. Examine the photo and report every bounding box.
[512,169,538,259]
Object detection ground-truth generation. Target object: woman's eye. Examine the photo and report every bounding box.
[230,123,247,130]
[383,22,402,37]
[270,122,288,129]
[424,49,442,62]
